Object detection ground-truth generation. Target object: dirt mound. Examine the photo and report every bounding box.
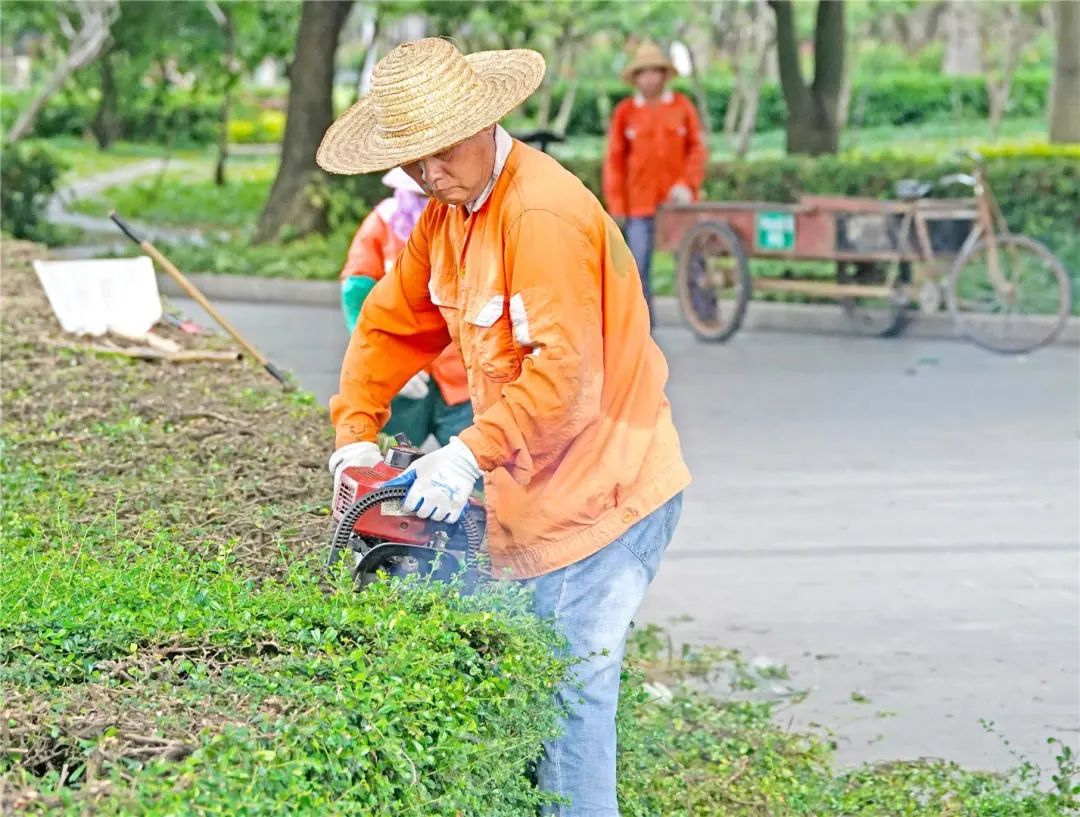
[1,240,334,576]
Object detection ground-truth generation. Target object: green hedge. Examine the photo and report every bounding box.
[530,70,1051,136]
[1,87,224,147]
[563,146,1080,277]
[2,70,1051,147]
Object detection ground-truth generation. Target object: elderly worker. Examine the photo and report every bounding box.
[319,39,689,816]
[603,41,708,324]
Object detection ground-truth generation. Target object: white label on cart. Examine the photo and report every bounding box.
[756,212,795,251]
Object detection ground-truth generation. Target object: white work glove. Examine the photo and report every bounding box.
[397,371,430,401]
[328,441,382,480]
[667,183,692,205]
[383,436,481,523]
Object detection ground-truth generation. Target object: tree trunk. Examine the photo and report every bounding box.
[553,77,579,137]
[535,38,569,131]
[729,0,772,157]
[90,45,119,149]
[770,0,845,156]
[679,27,712,134]
[983,3,1027,143]
[733,79,761,159]
[254,0,354,244]
[723,90,742,139]
[943,0,982,76]
[5,0,118,144]
[215,84,234,186]
[1049,0,1080,143]
[211,2,237,187]
[352,13,380,104]
[733,30,771,159]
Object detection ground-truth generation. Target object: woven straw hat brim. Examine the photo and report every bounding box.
[317,49,545,175]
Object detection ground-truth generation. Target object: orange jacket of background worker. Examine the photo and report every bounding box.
[602,45,707,219]
[602,41,708,323]
[340,169,470,413]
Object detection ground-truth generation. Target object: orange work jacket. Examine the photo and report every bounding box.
[331,140,690,579]
[340,200,469,406]
[602,90,707,218]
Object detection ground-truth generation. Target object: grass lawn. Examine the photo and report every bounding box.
[70,156,278,230]
[35,135,210,179]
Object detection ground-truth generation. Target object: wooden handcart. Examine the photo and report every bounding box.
[656,163,1073,354]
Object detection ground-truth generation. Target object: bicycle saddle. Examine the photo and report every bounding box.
[894,179,933,200]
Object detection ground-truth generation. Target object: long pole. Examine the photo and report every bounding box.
[109,211,290,386]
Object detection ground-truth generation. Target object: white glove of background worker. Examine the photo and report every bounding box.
[667,183,693,205]
[327,441,382,480]
[397,371,430,401]
[383,436,481,523]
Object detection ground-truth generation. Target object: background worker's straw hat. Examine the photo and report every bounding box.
[620,41,678,84]
[318,38,545,175]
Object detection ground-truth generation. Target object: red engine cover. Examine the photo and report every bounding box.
[332,460,483,545]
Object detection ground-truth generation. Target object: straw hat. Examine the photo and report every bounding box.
[317,38,545,175]
[381,167,425,194]
[620,41,677,84]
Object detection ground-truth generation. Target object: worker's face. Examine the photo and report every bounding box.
[634,67,668,99]
[402,126,496,207]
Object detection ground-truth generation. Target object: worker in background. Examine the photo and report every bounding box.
[602,41,708,325]
[320,38,689,816]
[339,168,472,447]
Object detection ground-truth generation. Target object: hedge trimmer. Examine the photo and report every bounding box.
[328,435,486,588]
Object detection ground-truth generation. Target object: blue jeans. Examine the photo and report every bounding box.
[624,217,655,325]
[525,493,683,816]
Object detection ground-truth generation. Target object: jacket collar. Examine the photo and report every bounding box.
[633,89,674,107]
[466,125,514,215]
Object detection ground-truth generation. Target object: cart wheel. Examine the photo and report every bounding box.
[676,221,751,342]
[947,233,1073,354]
[837,261,912,338]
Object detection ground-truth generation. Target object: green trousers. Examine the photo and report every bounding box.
[385,387,473,447]
[342,277,473,446]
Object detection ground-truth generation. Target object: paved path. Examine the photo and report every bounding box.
[173,295,1079,772]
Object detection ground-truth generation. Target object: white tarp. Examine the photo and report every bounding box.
[32,256,162,338]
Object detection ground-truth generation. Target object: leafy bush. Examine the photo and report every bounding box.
[530,70,1052,136]
[0,142,68,243]
[227,109,286,144]
[2,519,568,815]
[1,87,223,147]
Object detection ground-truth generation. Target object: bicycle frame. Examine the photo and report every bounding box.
[890,163,1011,297]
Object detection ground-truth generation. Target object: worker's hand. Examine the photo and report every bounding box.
[667,184,693,205]
[328,441,382,480]
[397,371,430,401]
[383,436,481,523]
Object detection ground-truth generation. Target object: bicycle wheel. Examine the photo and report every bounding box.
[837,260,912,338]
[947,234,1073,354]
[676,221,751,342]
